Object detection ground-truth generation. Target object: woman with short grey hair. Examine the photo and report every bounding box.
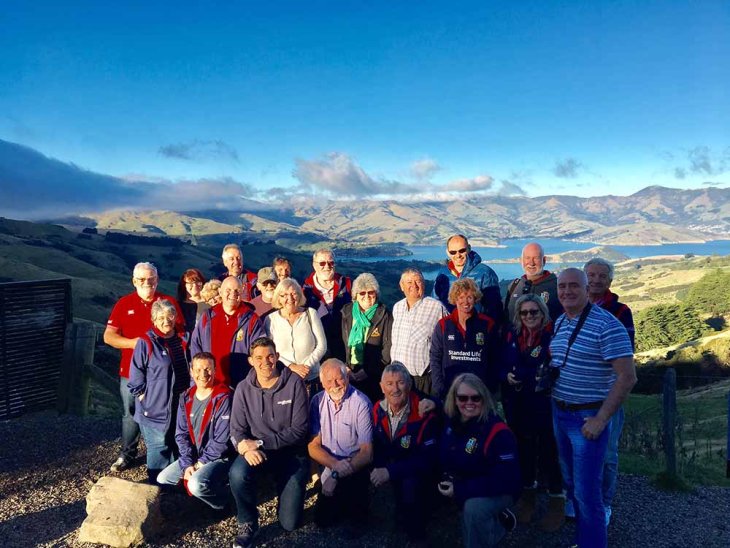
[341,272,392,402]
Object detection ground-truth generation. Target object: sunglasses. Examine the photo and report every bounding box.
[448,247,468,256]
[317,261,335,267]
[358,290,377,297]
[456,394,483,403]
[520,309,541,317]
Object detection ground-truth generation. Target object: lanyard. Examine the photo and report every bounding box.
[553,303,592,369]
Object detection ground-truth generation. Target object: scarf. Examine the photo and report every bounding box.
[348,303,378,366]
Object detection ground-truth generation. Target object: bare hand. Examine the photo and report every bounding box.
[581,415,608,440]
[370,467,390,487]
[332,459,355,478]
[437,480,454,498]
[418,398,435,417]
[289,363,310,379]
[237,439,261,456]
[507,373,521,386]
[244,449,267,466]
[322,475,337,496]
[183,466,195,481]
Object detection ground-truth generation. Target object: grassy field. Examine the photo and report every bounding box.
[621,378,730,487]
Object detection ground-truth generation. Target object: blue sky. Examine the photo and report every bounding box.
[1,0,728,208]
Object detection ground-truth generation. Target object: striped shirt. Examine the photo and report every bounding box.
[391,296,448,376]
[551,304,633,404]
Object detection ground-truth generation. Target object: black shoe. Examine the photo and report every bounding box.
[232,521,258,548]
[499,508,517,533]
[110,457,132,473]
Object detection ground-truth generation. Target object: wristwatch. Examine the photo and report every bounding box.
[331,470,340,480]
[255,440,264,448]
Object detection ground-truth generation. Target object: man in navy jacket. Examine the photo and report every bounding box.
[228,337,310,548]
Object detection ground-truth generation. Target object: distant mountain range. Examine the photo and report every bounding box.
[71,185,730,247]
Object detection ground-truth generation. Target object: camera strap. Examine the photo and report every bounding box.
[554,303,592,369]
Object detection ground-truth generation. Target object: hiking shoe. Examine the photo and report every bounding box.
[565,498,576,519]
[110,457,131,473]
[232,522,258,548]
[499,508,517,533]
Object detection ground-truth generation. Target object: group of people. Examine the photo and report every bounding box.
[102,235,636,548]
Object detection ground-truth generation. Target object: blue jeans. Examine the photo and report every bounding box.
[120,377,140,460]
[553,402,610,548]
[229,450,309,531]
[462,494,513,548]
[139,423,176,483]
[602,406,624,508]
[158,458,232,509]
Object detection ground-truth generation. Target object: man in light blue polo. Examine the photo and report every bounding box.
[308,358,373,535]
[550,268,636,548]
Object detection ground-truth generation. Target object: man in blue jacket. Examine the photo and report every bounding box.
[157,352,234,509]
[229,337,310,548]
[432,234,503,321]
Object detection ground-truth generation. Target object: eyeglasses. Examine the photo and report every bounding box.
[456,394,483,403]
[134,277,158,286]
[448,247,468,256]
[317,261,335,268]
[519,309,541,317]
[358,290,377,297]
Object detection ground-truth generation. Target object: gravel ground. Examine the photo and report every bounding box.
[1,411,728,548]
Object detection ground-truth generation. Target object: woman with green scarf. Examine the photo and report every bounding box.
[341,272,393,403]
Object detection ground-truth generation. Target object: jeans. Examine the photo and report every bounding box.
[119,377,140,460]
[139,423,177,483]
[602,406,624,508]
[229,450,309,531]
[158,458,232,509]
[553,402,610,548]
[462,494,513,548]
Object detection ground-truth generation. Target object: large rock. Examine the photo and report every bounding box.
[78,476,161,547]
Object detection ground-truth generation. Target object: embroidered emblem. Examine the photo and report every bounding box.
[400,435,411,449]
[370,327,381,338]
[236,329,244,342]
[530,345,541,358]
[276,399,292,405]
[127,310,135,315]
[541,291,550,303]
[476,332,485,346]
[465,437,478,454]
[448,334,455,341]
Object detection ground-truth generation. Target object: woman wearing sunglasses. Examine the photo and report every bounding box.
[341,272,392,402]
[438,373,520,547]
[501,294,563,529]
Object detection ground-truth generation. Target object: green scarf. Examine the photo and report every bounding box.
[348,303,378,366]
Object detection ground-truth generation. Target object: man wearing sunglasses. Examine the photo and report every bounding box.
[432,234,503,322]
[302,248,352,362]
[503,242,562,330]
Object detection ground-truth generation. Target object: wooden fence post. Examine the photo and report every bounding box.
[69,322,96,416]
[57,322,78,413]
[662,368,677,477]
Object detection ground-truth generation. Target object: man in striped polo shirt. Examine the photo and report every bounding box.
[550,268,636,548]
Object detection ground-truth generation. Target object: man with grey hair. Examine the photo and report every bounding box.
[370,363,440,544]
[583,257,635,525]
[550,268,635,547]
[104,262,184,472]
[303,248,352,361]
[504,242,562,329]
[391,268,448,394]
[218,243,258,302]
[308,358,372,535]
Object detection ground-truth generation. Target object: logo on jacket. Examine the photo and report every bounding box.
[276,399,292,405]
[236,328,244,342]
[370,327,381,338]
[476,332,485,346]
[400,435,411,449]
[530,345,541,358]
[465,437,478,454]
[127,310,135,315]
[541,291,550,303]
[448,334,455,341]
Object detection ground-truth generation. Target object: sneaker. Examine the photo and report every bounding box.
[498,508,517,533]
[110,457,131,473]
[232,522,258,548]
[565,498,576,519]
[605,505,612,526]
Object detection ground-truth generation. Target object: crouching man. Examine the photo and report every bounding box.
[370,362,440,545]
[229,337,310,548]
[157,352,234,509]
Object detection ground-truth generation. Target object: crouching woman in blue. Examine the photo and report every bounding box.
[438,373,521,548]
[157,352,234,509]
[128,299,190,482]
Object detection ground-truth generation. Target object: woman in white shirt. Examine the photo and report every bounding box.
[265,278,327,390]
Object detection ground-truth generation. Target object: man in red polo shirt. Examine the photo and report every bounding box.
[217,244,258,302]
[103,262,184,472]
[191,276,266,388]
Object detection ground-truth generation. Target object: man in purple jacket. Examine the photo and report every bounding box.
[156,352,233,508]
[229,337,310,548]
